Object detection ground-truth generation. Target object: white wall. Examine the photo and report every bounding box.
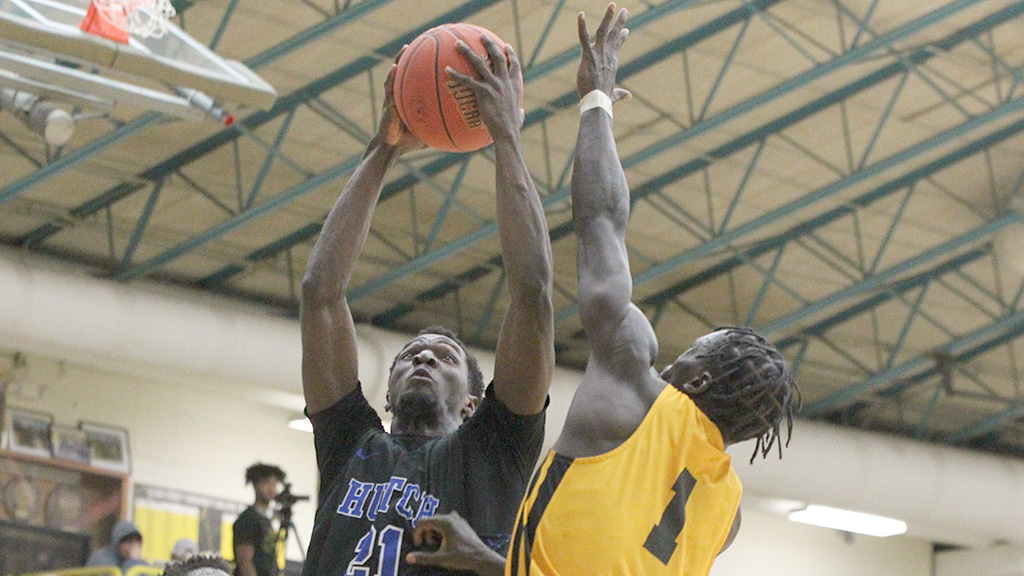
[3,350,317,561]
[710,507,933,576]
[9,346,937,574]
[5,249,1021,572]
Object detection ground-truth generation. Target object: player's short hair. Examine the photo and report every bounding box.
[245,462,285,485]
[162,555,232,576]
[691,327,800,463]
[389,325,485,398]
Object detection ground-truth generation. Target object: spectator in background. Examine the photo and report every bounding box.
[171,537,199,562]
[87,519,149,572]
[233,463,284,576]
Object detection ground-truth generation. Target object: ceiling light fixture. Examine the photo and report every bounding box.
[0,88,75,146]
[787,505,907,537]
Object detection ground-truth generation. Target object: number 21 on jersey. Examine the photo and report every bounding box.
[345,526,404,576]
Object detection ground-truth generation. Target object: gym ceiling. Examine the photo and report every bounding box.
[2,0,1024,457]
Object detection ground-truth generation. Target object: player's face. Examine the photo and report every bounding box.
[388,334,472,419]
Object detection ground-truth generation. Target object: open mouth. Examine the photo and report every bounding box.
[409,368,433,383]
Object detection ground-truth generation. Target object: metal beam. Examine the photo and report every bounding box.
[0,0,402,205]
[945,404,1024,444]
[548,95,1024,325]
[774,248,990,350]
[758,214,1023,337]
[198,222,323,287]
[642,116,1024,309]
[0,113,164,205]
[633,0,1009,160]
[116,154,364,280]
[882,303,1024,396]
[380,0,787,202]
[358,1,1024,309]
[109,0,770,283]
[630,93,1024,292]
[804,304,1024,416]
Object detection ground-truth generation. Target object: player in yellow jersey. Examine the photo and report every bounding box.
[404,5,798,576]
[502,5,798,576]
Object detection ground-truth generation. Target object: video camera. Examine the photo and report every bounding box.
[275,482,310,509]
[273,482,310,543]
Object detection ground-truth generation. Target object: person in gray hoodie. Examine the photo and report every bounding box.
[86,519,150,572]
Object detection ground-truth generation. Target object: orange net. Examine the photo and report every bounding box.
[79,0,129,43]
[79,0,176,42]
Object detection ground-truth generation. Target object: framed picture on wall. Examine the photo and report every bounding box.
[5,408,54,458]
[50,426,90,465]
[0,519,90,573]
[78,422,131,473]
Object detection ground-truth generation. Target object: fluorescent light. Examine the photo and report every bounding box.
[788,505,907,537]
[288,417,312,433]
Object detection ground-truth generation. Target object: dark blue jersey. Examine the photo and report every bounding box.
[303,382,545,576]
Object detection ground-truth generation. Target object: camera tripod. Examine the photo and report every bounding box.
[275,483,310,568]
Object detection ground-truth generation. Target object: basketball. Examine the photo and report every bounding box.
[394,23,522,153]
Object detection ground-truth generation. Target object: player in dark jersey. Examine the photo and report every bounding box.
[299,34,554,576]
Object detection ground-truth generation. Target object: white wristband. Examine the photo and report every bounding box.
[580,90,613,118]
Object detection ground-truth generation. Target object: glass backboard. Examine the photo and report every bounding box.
[0,0,276,121]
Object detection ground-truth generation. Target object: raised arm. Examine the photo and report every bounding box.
[571,5,654,375]
[447,37,554,415]
[300,61,420,414]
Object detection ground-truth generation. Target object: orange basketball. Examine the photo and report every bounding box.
[394,23,522,153]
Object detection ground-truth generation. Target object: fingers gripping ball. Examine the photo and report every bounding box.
[394,23,522,152]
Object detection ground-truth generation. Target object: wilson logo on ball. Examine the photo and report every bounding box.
[444,80,483,130]
[394,22,522,153]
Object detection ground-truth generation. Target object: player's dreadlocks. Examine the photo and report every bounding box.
[690,327,800,464]
[245,462,285,485]
[163,555,232,576]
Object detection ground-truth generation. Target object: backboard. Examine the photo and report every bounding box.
[0,0,276,123]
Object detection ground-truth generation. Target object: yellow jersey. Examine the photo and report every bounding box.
[508,384,741,576]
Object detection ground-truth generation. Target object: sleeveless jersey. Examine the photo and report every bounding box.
[508,384,741,576]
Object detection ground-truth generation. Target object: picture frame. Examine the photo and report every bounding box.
[49,425,90,465]
[78,422,131,473]
[5,408,54,458]
[0,519,90,573]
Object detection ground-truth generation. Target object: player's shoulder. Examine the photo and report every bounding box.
[554,369,664,457]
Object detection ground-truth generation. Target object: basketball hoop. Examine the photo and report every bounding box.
[80,0,176,43]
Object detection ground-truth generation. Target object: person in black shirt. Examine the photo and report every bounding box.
[234,463,285,576]
[300,36,554,576]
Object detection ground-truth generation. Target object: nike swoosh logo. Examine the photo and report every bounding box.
[356,448,379,460]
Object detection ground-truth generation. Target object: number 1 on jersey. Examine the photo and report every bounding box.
[643,469,696,565]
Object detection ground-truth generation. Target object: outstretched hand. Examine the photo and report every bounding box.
[377,47,424,151]
[445,35,524,144]
[577,3,631,103]
[405,512,506,576]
